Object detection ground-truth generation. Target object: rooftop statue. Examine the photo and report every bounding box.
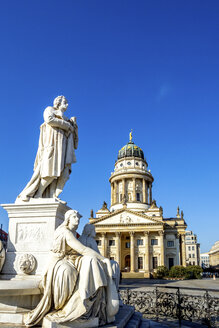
[24,210,119,327]
[129,129,133,142]
[16,96,78,203]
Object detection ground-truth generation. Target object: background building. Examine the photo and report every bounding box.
[185,230,200,266]
[90,135,187,277]
[200,252,210,269]
[209,241,219,267]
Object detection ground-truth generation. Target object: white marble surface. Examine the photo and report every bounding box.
[43,317,99,328]
[1,200,70,277]
[0,279,41,295]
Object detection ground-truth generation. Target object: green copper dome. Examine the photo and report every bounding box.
[118,141,144,160]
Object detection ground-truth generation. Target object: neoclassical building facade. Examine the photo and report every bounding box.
[89,136,187,277]
[209,241,219,267]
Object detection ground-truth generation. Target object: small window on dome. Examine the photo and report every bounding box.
[135,162,139,166]
[127,149,132,156]
[127,162,131,165]
[120,163,123,167]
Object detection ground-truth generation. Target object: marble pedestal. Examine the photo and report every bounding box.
[1,199,70,279]
[0,280,42,325]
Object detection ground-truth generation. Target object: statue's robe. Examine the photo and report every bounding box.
[24,227,119,327]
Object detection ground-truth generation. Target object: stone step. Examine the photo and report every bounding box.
[104,304,135,328]
[125,312,142,328]
[140,318,207,328]
[140,319,169,327]
[122,273,145,279]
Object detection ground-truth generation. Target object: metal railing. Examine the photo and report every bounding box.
[119,285,219,327]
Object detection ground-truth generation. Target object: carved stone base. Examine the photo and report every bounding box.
[1,199,70,278]
[0,279,42,325]
[42,304,134,328]
[43,317,99,328]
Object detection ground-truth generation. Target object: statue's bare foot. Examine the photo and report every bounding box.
[54,197,67,205]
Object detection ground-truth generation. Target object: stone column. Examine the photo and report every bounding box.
[114,181,117,204]
[181,234,186,266]
[143,179,146,203]
[159,231,165,266]
[144,231,150,277]
[132,178,136,202]
[122,179,126,201]
[101,232,107,257]
[149,183,152,204]
[175,233,180,265]
[111,184,114,205]
[130,231,135,272]
[145,181,148,204]
[115,232,121,266]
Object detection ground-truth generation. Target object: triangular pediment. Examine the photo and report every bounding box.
[93,209,163,226]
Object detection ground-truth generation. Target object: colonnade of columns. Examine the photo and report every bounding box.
[100,230,167,274]
[111,178,152,205]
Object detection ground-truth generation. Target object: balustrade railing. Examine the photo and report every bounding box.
[119,285,219,327]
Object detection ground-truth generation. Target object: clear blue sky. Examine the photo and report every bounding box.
[0,1,219,253]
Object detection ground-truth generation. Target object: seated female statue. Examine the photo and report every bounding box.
[79,224,121,290]
[24,210,119,327]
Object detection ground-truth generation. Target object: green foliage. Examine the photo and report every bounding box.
[168,265,203,279]
[155,266,169,279]
[169,265,186,278]
[185,265,203,279]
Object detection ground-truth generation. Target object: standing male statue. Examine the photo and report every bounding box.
[17,96,78,203]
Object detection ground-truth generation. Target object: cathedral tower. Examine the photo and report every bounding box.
[109,132,154,212]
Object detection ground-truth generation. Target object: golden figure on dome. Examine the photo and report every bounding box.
[129,129,133,142]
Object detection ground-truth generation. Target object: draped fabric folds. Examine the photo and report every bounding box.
[24,227,119,327]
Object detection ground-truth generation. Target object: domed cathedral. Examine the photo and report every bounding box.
[89,132,187,278]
